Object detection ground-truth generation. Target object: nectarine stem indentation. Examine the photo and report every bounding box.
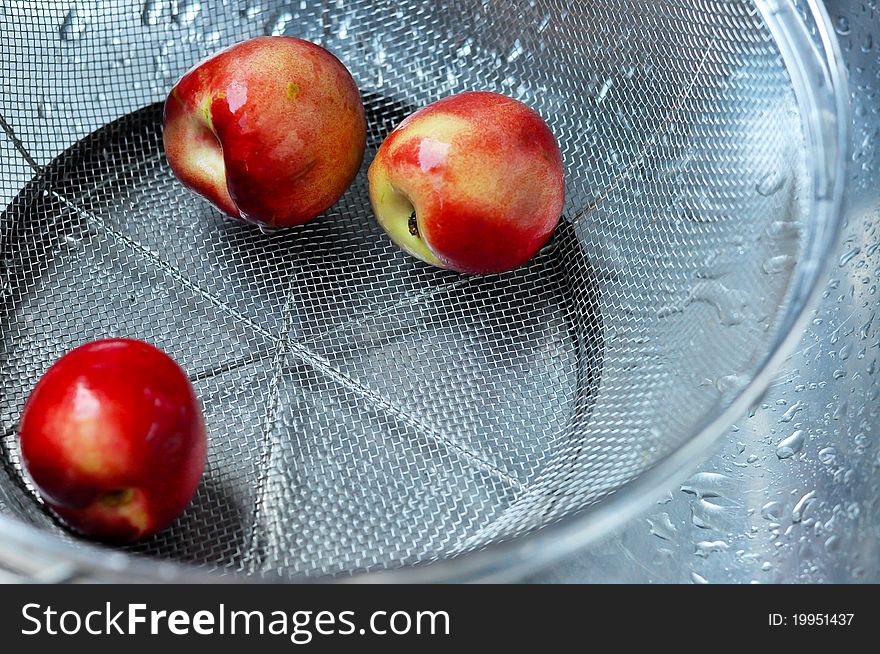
[100,488,135,507]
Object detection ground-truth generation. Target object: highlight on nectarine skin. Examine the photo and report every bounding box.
[367,91,565,274]
[163,36,367,230]
[18,339,206,544]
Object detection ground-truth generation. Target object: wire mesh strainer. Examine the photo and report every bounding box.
[0,0,847,582]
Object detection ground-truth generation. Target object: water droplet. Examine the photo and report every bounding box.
[761,501,785,521]
[684,280,750,326]
[779,401,804,423]
[859,313,874,340]
[656,304,681,319]
[824,535,840,552]
[747,454,758,463]
[596,77,613,104]
[691,499,734,531]
[652,547,674,566]
[174,0,202,26]
[695,540,729,558]
[715,373,748,395]
[776,429,805,459]
[647,512,676,540]
[281,407,298,430]
[791,490,816,523]
[845,502,860,520]
[680,472,736,498]
[818,447,836,465]
[241,0,263,18]
[506,38,524,62]
[832,400,848,420]
[141,0,167,25]
[839,246,861,267]
[61,233,81,247]
[657,490,674,505]
[537,12,551,32]
[761,561,773,572]
[690,571,709,584]
[36,100,53,119]
[834,15,851,35]
[862,33,873,52]
[767,220,800,239]
[59,6,92,41]
[265,10,293,36]
[756,171,786,196]
[455,39,473,60]
[762,254,795,275]
[337,15,351,40]
[257,223,281,236]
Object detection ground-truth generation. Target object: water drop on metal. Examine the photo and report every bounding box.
[59,6,91,41]
[839,246,861,267]
[756,171,785,196]
[265,10,293,36]
[776,429,805,459]
[647,512,676,541]
[142,0,167,26]
[174,0,202,26]
[791,490,817,524]
[680,472,735,498]
[690,571,709,584]
[760,501,784,521]
[762,254,795,274]
[779,401,804,423]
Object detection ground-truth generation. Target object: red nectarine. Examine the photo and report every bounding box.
[368,91,565,274]
[19,339,206,543]
[163,36,366,230]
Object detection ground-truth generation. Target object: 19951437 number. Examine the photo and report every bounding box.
[789,614,853,626]
[768,613,854,626]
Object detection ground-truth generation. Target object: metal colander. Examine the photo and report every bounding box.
[0,0,847,582]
